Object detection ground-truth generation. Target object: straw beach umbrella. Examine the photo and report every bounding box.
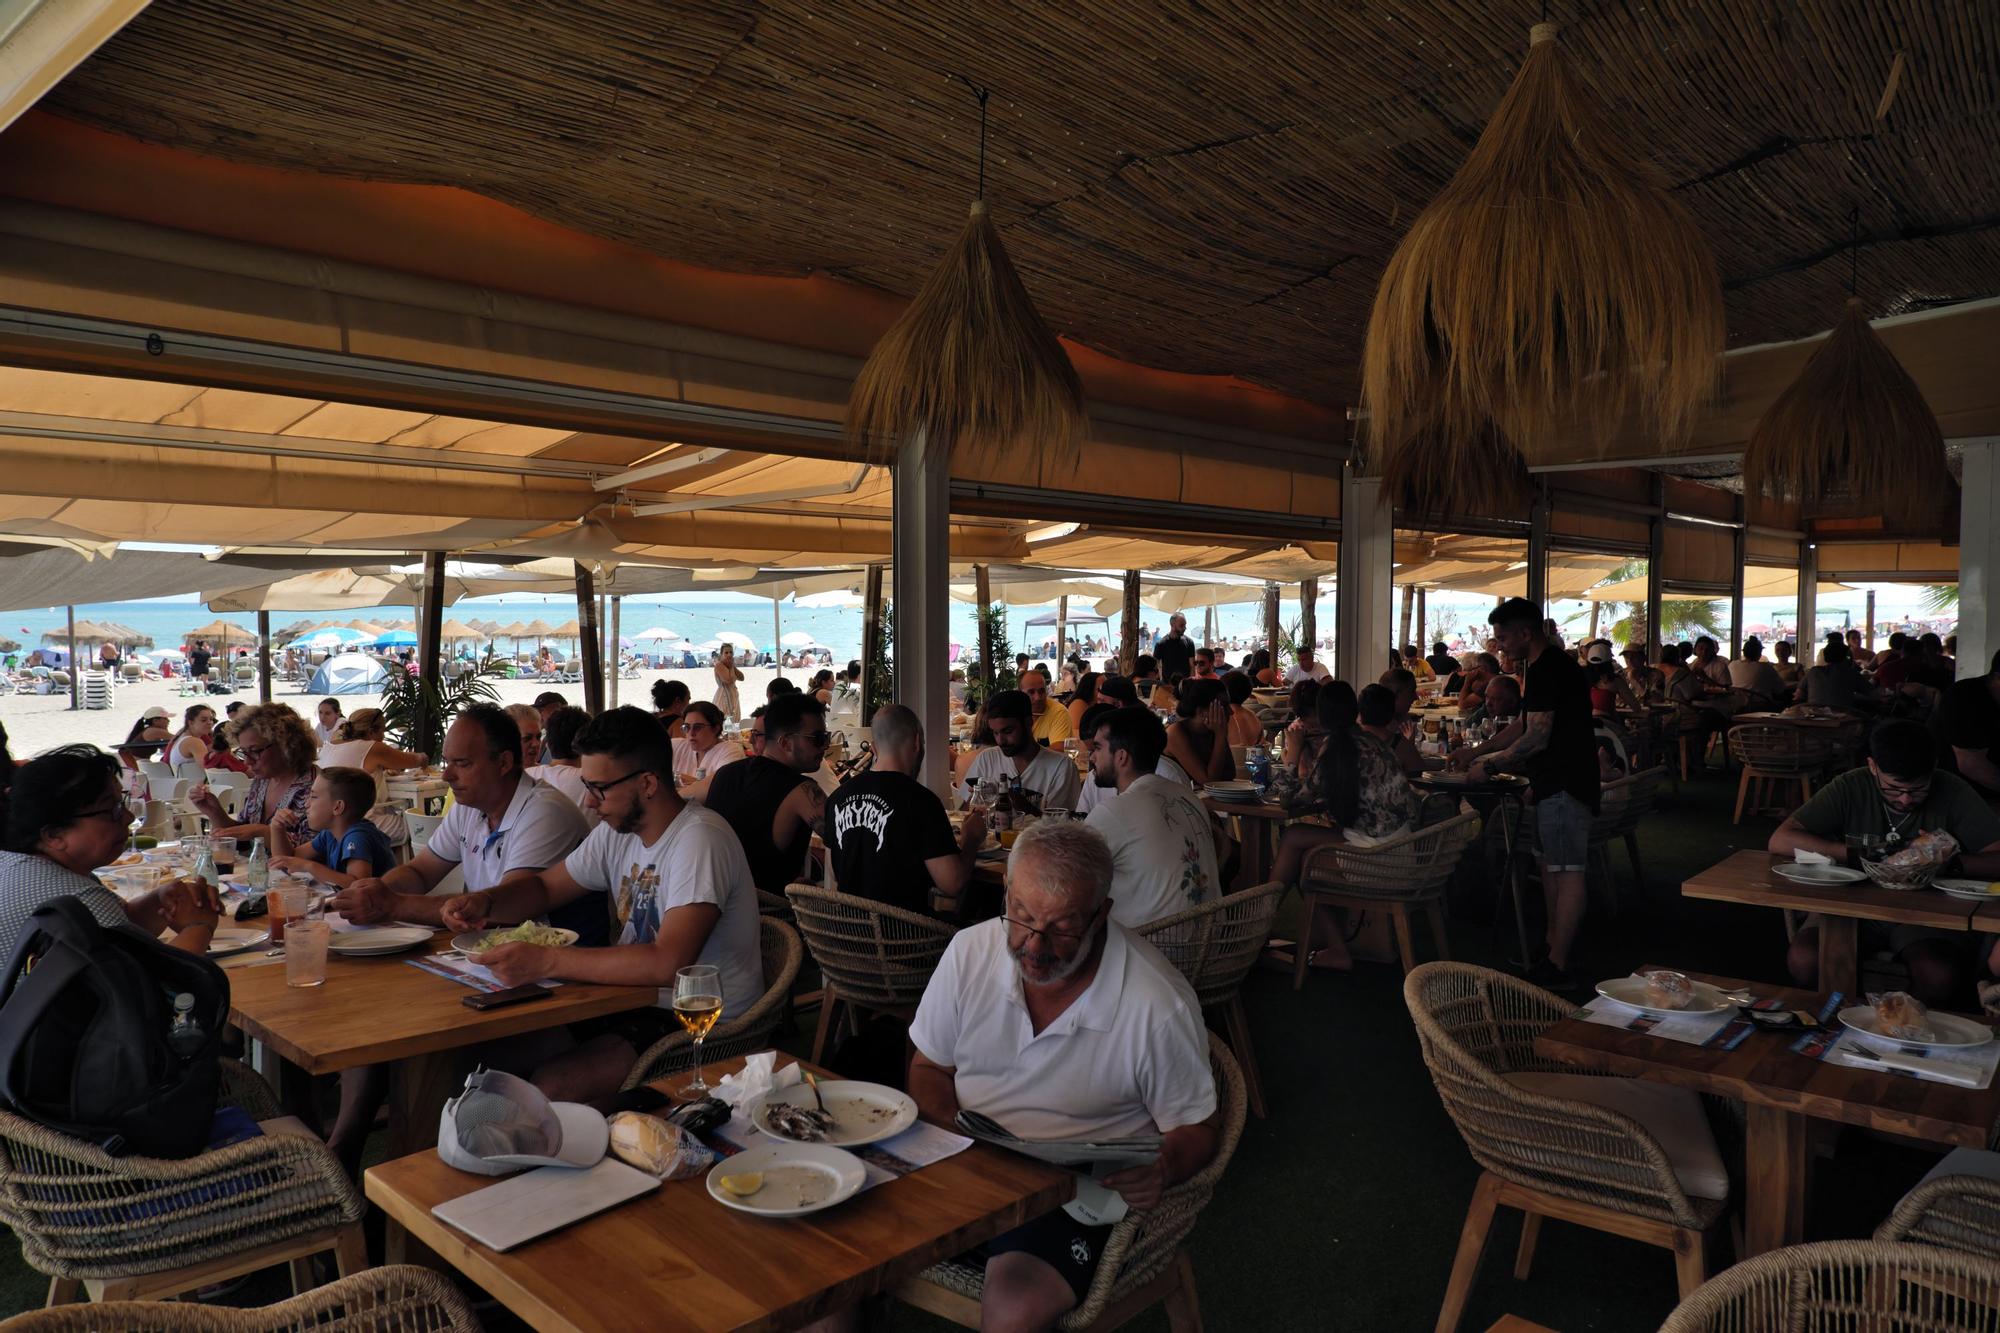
[1361,19,1724,514]
[184,618,256,647]
[844,84,1083,469]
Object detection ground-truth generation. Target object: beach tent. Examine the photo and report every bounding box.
[306,652,389,696]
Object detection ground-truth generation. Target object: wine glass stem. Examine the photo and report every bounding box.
[692,1035,705,1090]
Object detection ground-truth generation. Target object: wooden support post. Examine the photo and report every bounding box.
[1055,595,1068,670]
[860,565,885,722]
[1416,585,1427,651]
[608,596,621,707]
[575,566,603,714]
[1646,474,1666,655]
[1121,570,1140,674]
[256,611,272,703]
[890,430,948,793]
[1729,502,1748,658]
[1865,589,1876,650]
[64,604,76,710]
[1300,577,1318,658]
[1527,479,1552,613]
[1397,584,1414,654]
[974,564,995,692]
[1263,583,1281,670]
[413,553,446,753]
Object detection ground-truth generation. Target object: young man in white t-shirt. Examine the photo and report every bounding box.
[1082,706,1220,927]
[1072,703,1193,817]
[909,820,1217,1328]
[441,706,763,1106]
[961,688,1081,811]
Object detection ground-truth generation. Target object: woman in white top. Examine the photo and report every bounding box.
[314,698,343,747]
[166,704,217,780]
[712,643,744,721]
[316,707,428,779]
[673,700,745,803]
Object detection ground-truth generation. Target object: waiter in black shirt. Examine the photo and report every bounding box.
[1448,597,1601,990]
[826,704,986,915]
[1153,613,1196,687]
[1935,651,2000,797]
[701,693,829,895]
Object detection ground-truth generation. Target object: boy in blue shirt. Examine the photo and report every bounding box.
[271,765,397,888]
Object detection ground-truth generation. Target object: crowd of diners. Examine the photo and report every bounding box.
[1,598,1995,1329]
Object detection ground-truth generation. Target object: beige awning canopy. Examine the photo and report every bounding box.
[1582,568,1854,602]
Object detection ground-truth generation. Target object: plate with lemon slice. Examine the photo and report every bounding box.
[706,1141,866,1218]
[1935,878,2000,902]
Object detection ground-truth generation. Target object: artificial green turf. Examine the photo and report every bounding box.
[0,775,1958,1329]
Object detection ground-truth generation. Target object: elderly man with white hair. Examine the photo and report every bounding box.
[908,820,1218,1332]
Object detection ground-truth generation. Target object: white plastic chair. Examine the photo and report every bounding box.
[405,812,445,855]
[204,771,249,818]
[138,760,175,786]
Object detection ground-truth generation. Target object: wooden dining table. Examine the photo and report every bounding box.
[1680,849,2000,997]
[365,1052,1075,1333]
[225,927,658,1156]
[1535,965,2000,1256]
[1200,794,1293,887]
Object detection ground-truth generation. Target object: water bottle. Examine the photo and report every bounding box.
[1246,745,1273,794]
[245,836,268,892]
[167,992,205,1059]
[192,841,219,892]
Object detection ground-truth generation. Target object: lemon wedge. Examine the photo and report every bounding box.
[718,1172,763,1197]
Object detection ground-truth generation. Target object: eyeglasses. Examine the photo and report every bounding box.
[682,720,713,733]
[234,742,271,762]
[72,803,133,826]
[1002,911,1098,945]
[799,731,831,746]
[1878,777,1932,801]
[580,769,649,799]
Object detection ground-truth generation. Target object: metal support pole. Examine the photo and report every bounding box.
[860,565,885,724]
[772,599,784,681]
[891,431,950,794]
[1335,466,1393,685]
[64,604,75,710]
[1645,475,1666,657]
[575,565,603,714]
[256,611,272,704]
[1865,589,1876,651]
[1526,480,1551,614]
[1121,570,1141,674]
[1055,596,1068,671]
[1796,544,1819,661]
[414,552,446,752]
[609,596,622,707]
[975,564,995,692]
[1397,585,1414,653]
[1729,503,1748,658]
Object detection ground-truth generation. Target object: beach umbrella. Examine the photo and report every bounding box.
[374,630,419,648]
[142,647,184,661]
[522,619,559,639]
[630,626,682,642]
[184,618,257,646]
[438,620,482,641]
[779,631,821,648]
[715,630,756,651]
[551,618,582,637]
[793,590,864,610]
[301,627,369,649]
[693,638,724,653]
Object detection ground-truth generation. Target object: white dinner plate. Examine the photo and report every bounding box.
[751,1080,918,1147]
[1934,878,2000,901]
[706,1141,867,1218]
[1593,976,1736,1017]
[1838,1005,1995,1051]
[327,924,436,956]
[450,927,579,954]
[1771,863,1866,885]
[206,926,270,958]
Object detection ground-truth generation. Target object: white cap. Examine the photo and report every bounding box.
[436,1067,607,1175]
[1584,643,1614,664]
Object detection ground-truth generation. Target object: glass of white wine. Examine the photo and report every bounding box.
[672,964,724,1096]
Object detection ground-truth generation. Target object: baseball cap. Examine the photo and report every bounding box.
[436,1067,608,1175]
[141,706,172,721]
[1584,643,1614,665]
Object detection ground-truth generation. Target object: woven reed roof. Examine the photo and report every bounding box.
[43,1,1998,404]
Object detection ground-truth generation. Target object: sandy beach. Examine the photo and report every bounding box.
[0,666,802,759]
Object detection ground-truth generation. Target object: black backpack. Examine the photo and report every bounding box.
[0,897,230,1157]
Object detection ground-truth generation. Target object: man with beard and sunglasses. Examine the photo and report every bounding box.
[438,707,761,1105]
[908,820,1218,1330]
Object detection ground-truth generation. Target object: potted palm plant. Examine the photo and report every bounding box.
[378,650,500,758]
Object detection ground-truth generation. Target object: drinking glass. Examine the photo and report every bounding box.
[672,964,724,1096]
[1044,806,1072,823]
[214,836,239,876]
[270,878,311,946]
[286,918,330,987]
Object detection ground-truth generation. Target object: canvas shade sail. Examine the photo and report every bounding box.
[1582,568,1852,602]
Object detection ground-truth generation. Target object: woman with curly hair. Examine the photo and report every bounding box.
[189,702,320,846]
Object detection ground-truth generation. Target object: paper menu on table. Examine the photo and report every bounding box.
[707,1112,974,1191]
[404,954,560,993]
[1574,997,1742,1048]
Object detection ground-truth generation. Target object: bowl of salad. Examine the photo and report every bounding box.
[451,923,579,954]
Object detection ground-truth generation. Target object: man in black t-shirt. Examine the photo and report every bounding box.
[1934,651,2000,797]
[1153,613,1195,686]
[1449,597,1600,990]
[827,705,986,915]
[701,693,829,895]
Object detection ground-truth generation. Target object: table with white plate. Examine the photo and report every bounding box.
[1539,964,2000,1256]
[1200,781,1293,887]
[1681,850,2000,998]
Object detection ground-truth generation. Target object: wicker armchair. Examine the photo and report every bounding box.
[621,917,804,1088]
[1875,1158,2000,1257]
[1728,723,1835,824]
[1659,1240,2000,1332]
[1582,766,1666,916]
[1138,880,1287,1118]
[785,883,958,1065]
[892,1034,1246,1332]
[1404,962,1730,1333]
[1294,812,1478,986]
[4,1264,482,1331]
[0,1075,366,1307]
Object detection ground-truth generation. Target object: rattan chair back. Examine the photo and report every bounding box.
[1876,1171,2000,1258]
[623,916,804,1088]
[5,1264,482,1330]
[1136,881,1286,1009]
[0,1105,362,1284]
[1402,961,1708,1229]
[1728,723,1834,776]
[784,883,957,1009]
[1659,1239,2000,1332]
[1299,811,1477,901]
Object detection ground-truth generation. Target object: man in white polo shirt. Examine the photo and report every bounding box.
[962,688,1081,811]
[441,706,762,1105]
[909,820,1217,1329]
[1083,706,1219,927]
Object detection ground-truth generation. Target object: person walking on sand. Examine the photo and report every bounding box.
[713,642,745,722]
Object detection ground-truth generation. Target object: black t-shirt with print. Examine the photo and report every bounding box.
[1522,644,1601,811]
[826,770,958,914]
[703,755,814,893]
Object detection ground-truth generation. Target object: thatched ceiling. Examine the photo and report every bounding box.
[41,0,2000,406]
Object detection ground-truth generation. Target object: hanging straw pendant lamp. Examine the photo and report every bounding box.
[1741,296,1947,525]
[1361,19,1725,514]
[845,87,1084,467]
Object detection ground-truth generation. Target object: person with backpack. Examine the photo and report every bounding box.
[0,745,222,961]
